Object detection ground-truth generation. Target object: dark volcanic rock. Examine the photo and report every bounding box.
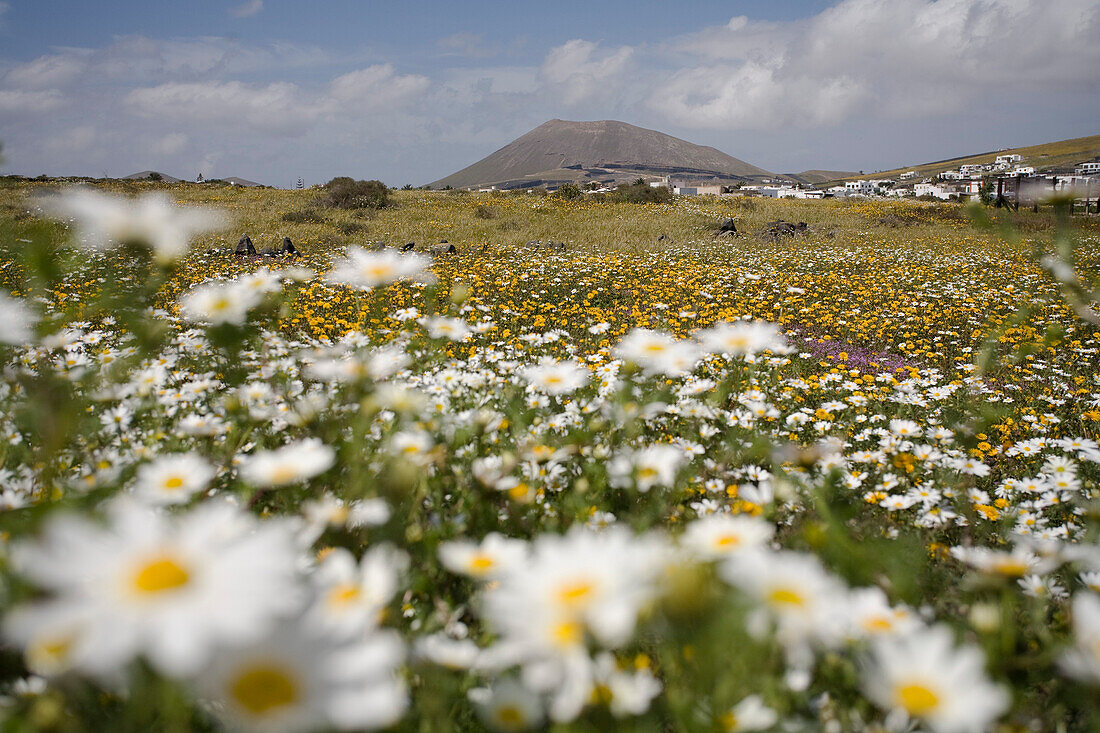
[234,235,256,256]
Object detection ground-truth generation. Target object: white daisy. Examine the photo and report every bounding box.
[132,453,216,505]
[326,247,435,289]
[7,498,303,678]
[239,438,335,487]
[862,625,1008,732]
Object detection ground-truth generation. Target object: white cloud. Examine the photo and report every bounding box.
[0,3,9,28]
[327,64,431,109]
[654,0,1100,127]
[5,53,88,89]
[150,133,189,156]
[437,32,496,58]
[44,126,98,155]
[653,63,866,129]
[229,0,263,19]
[0,89,66,114]
[442,66,539,96]
[1,36,331,91]
[540,39,633,105]
[126,81,317,135]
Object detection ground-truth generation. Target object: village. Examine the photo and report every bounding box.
[656,153,1100,207]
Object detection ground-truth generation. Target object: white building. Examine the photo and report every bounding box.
[995,154,1022,167]
[845,180,873,195]
[899,171,919,180]
[914,182,946,199]
[915,182,977,200]
[959,164,984,176]
[1075,162,1100,175]
[941,170,964,180]
[674,184,724,196]
[1012,166,1035,176]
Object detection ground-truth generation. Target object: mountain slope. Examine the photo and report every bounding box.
[786,169,859,186]
[842,134,1100,182]
[428,119,770,189]
[121,170,182,182]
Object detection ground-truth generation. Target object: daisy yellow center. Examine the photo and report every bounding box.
[402,444,422,454]
[637,467,659,480]
[366,265,393,279]
[29,633,75,670]
[230,664,299,716]
[896,682,940,716]
[862,616,893,632]
[132,556,191,595]
[552,619,583,647]
[327,506,350,524]
[714,534,741,549]
[557,580,594,606]
[268,464,300,484]
[992,560,1028,576]
[162,475,185,490]
[211,297,232,312]
[468,554,495,573]
[495,704,524,726]
[766,587,806,608]
[716,711,738,731]
[591,683,613,704]
[643,343,667,354]
[327,583,362,607]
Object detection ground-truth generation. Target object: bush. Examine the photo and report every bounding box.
[611,181,673,204]
[318,177,390,210]
[281,208,325,224]
[553,183,582,200]
[474,204,497,220]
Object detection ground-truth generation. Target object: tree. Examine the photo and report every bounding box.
[979,178,995,206]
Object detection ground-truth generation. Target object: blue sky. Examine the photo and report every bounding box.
[1,0,1097,187]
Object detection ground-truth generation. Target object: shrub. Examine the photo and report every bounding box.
[318,177,390,210]
[553,183,582,200]
[611,181,673,204]
[474,204,497,220]
[338,221,366,235]
[281,208,325,224]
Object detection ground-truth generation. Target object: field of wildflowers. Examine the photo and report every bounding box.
[0,179,1099,731]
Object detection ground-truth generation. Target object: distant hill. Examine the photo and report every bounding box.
[428,119,771,190]
[221,176,262,187]
[786,169,859,186]
[117,172,264,187]
[841,134,1100,183]
[121,170,181,183]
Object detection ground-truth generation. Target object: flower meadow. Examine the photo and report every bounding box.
[0,183,1099,731]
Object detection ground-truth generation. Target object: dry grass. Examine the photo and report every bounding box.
[0,179,1097,265]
